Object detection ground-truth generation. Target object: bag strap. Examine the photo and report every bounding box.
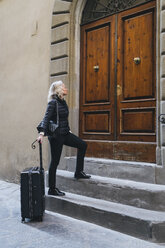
[56,101,59,126]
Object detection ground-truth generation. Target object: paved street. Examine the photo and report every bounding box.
[0,180,165,248]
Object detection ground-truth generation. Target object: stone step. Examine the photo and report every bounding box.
[53,170,165,211]
[63,157,156,183]
[45,190,165,243]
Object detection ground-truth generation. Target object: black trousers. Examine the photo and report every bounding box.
[48,132,87,189]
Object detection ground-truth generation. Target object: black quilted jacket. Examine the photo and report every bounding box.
[37,95,70,135]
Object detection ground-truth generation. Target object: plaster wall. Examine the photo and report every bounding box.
[0,0,55,182]
[0,0,164,184]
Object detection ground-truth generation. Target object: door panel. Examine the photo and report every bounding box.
[121,108,155,133]
[80,1,156,162]
[84,111,110,133]
[80,16,115,140]
[123,12,154,100]
[117,2,156,141]
[86,25,110,103]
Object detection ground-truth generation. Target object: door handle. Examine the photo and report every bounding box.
[93,65,99,72]
[117,85,122,96]
[134,57,141,65]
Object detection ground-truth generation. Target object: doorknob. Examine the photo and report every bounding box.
[93,65,99,72]
[134,57,141,65]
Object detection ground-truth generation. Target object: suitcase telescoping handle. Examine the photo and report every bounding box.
[31,140,43,171]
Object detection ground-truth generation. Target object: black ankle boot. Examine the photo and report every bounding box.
[48,188,65,196]
[55,188,65,196]
[74,171,91,179]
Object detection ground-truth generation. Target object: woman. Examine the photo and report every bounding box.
[37,81,91,196]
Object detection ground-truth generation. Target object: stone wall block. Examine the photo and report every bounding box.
[160,100,165,114]
[161,124,165,145]
[161,0,165,10]
[50,57,69,75]
[50,74,69,86]
[53,0,72,12]
[160,33,165,55]
[51,41,69,58]
[160,55,165,77]
[161,147,165,167]
[51,24,69,43]
[161,78,165,100]
[52,14,70,27]
[161,10,165,32]
[156,166,165,183]
[160,101,165,145]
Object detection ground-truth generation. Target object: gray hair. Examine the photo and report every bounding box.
[47,81,64,102]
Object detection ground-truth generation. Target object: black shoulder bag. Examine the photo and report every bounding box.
[37,101,59,136]
[48,101,59,134]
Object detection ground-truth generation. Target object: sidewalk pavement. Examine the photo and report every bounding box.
[0,180,165,248]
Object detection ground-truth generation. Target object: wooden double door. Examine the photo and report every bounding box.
[80,1,156,162]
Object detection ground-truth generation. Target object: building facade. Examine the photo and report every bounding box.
[0,0,165,184]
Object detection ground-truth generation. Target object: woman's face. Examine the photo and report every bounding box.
[62,84,68,96]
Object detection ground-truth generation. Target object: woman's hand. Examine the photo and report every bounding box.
[37,133,44,143]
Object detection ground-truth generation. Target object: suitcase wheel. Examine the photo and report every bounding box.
[21,217,25,223]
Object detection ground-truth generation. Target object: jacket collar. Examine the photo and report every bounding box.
[53,94,65,104]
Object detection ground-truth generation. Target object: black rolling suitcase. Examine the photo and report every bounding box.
[20,141,45,222]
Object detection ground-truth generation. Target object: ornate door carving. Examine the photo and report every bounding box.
[82,0,153,24]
